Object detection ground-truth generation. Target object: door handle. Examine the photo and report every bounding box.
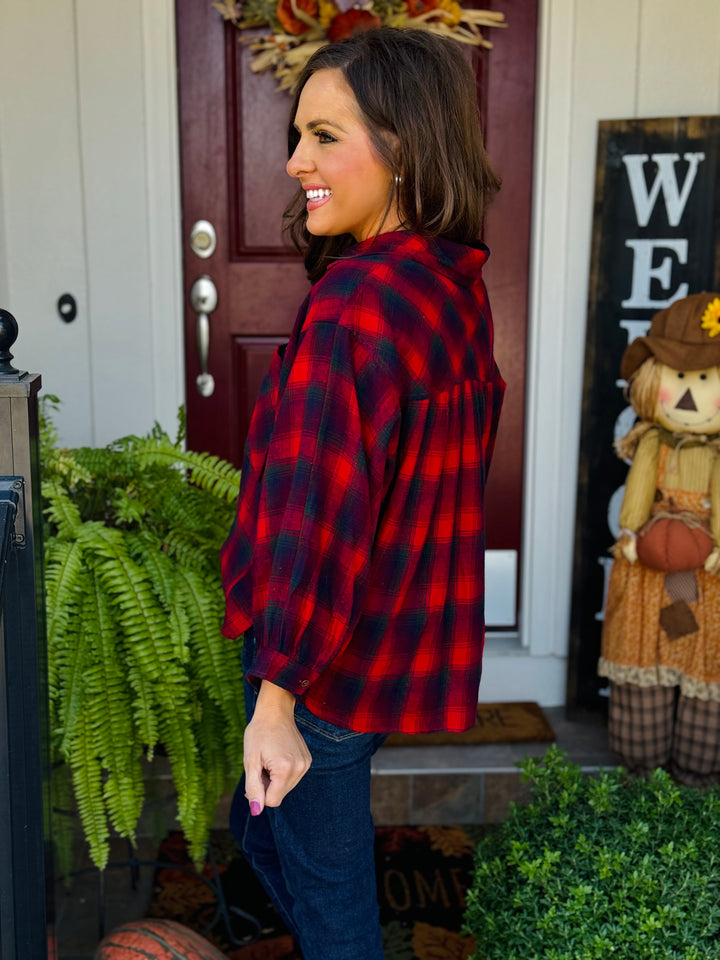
[190,275,218,397]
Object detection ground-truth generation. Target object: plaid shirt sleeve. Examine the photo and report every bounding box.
[234,313,401,694]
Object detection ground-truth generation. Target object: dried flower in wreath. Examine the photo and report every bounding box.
[212,0,506,92]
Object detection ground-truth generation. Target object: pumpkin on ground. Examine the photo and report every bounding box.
[94,918,229,960]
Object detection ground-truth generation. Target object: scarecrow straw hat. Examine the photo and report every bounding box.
[621,292,720,382]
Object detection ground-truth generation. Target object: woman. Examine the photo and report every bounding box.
[221,27,504,959]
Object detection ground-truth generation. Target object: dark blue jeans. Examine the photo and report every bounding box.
[230,635,387,960]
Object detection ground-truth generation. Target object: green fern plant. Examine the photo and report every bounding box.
[41,401,245,870]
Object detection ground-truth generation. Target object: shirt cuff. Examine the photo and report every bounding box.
[221,608,252,639]
[245,643,320,695]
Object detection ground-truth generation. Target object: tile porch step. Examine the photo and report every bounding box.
[370,707,615,825]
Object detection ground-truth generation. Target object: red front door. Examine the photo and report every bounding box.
[176,2,308,466]
[175,1,536,621]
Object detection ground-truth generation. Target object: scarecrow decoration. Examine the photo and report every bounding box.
[600,292,720,786]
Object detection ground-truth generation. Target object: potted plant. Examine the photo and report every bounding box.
[41,401,245,871]
[464,744,720,959]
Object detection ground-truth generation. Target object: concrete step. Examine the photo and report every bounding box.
[370,707,615,825]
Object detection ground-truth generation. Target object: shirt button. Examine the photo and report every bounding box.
[300,679,310,687]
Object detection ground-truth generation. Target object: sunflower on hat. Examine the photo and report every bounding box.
[700,296,720,338]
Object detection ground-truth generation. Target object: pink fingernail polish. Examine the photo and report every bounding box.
[250,801,262,816]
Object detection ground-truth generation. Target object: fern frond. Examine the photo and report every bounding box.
[71,444,127,479]
[67,710,110,870]
[156,686,206,865]
[175,406,187,446]
[126,670,159,759]
[83,573,143,839]
[57,614,93,756]
[75,522,174,756]
[176,567,245,739]
[103,765,144,843]
[130,437,242,504]
[181,448,242,505]
[126,529,175,589]
[111,488,148,525]
[129,535,191,663]
[169,605,192,667]
[196,696,238,830]
[39,394,61,450]
[157,689,201,824]
[78,522,180,683]
[41,447,90,489]
[44,538,86,705]
[40,399,93,490]
[43,480,83,537]
[147,484,231,564]
[160,528,216,575]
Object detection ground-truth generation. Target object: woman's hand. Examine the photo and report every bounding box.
[243,680,312,815]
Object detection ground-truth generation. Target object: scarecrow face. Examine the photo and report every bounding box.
[655,364,720,434]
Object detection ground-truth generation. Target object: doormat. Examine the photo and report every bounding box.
[384,701,555,746]
[145,825,492,960]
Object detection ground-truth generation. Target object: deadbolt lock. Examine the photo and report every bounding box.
[189,220,217,259]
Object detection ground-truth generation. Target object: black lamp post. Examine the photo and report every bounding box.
[0,308,52,960]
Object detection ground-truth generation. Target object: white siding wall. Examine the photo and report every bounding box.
[0,0,93,443]
[0,0,182,448]
[0,0,719,701]
[0,136,8,307]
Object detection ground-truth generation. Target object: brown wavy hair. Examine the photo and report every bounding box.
[284,27,501,283]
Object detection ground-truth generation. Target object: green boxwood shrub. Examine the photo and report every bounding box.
[464,744,720,959]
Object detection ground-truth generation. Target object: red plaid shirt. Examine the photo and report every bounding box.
[221,231,504,732]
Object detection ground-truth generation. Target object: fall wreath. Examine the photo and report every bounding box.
[212,0,505,91]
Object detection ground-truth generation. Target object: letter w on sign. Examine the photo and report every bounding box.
[622,152,705,227]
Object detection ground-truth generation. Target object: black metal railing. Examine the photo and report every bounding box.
[0,309,52,960]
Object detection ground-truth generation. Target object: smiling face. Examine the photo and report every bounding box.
[286,68,401,242]
[655,363,720,434]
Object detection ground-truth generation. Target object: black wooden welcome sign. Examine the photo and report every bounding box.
[567,116,720,712]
